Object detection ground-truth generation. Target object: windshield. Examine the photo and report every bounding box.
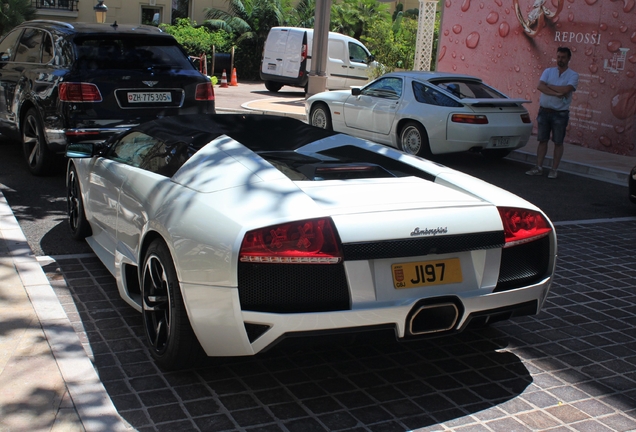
[74,36,193,71]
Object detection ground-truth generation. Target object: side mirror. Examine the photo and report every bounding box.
[351,87,362,96]
[366,54,375,65]
[66,142,95,158]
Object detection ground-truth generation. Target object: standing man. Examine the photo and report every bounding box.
[526,46,579,179]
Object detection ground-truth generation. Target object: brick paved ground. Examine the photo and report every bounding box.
[41,220,636,432]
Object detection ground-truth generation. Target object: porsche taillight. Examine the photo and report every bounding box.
[239,217,343,264]
[195,82,215,100]
[59,83,102,102]
[521,113,532,123]
[498,207,552,248]
[451,114,488,124]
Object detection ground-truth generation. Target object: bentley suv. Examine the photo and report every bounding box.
[0,20,215,175]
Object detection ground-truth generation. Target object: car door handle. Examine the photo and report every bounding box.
[341,65,347,68]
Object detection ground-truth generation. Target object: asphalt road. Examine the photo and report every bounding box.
[0,85,634,256]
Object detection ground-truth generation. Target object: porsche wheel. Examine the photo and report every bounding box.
[22,107,53,176]
[67,165,92,240]
[310,103,333,131]
[264,81,283,92]
[398,121,432,159]
[142,240,202,370]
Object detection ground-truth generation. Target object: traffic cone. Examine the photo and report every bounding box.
[230,68,238,86]
[219,69,228,88]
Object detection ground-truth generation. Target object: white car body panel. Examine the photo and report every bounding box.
[68,115,556,361]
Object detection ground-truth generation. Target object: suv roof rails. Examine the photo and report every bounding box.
[27,20,74,29]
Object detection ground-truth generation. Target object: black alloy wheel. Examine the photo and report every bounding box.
[67,165,92,240]
[22,107,53,176]
[142,240,202,370]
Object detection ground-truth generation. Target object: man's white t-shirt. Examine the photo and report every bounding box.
[539,67,579,111]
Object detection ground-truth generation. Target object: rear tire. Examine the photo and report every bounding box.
[67,164,92,240]
[309,103,333,131]
[264,81,283,92]
[22,107,53,176]
[398,121,432,159]
[142,240,203,370]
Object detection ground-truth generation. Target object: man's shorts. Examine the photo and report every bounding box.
[537,107,569,144]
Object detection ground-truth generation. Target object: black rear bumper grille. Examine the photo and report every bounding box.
[494,236,551,292]
[238,262,350,313]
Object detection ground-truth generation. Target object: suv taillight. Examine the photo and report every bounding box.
[195,82,215,101]
[239,217,343,264]
[498,207,551,248]
[59,83,102,102]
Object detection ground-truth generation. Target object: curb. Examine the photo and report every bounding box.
[508,149,629,186]
[0,191,131,431]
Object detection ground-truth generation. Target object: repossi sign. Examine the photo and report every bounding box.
[436,0,635,156]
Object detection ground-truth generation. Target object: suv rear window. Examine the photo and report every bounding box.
[74,36,193,71]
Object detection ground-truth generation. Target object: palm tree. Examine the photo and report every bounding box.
[0,0,35,35]
[330,0,389,40]
[286,0,314,28]
[202,0,285,79]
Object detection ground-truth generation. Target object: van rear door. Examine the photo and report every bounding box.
[261,28,307,79]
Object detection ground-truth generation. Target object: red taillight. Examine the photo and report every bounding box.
[301,43,307,61]
[59,82,102,102]
[240,217,343,264]
[451,114,488,124]
[498,207,552,248]
[195,82,215,101]
[521,113,532,123]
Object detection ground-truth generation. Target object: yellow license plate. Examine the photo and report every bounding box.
[392,258,462,289]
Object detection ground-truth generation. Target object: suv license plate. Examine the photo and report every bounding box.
[392,258,462,289]
[128,92,172,103]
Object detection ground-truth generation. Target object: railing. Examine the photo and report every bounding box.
[32,0,79,12]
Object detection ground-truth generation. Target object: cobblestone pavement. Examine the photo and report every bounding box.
[41,219,636,432]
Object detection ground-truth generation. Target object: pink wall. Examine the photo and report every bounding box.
[436,0,636,156]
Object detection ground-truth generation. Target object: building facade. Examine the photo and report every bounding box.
[32,0,227,26]
[33,0,421,27]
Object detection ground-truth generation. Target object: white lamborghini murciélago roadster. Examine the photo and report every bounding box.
[66,114,556,370]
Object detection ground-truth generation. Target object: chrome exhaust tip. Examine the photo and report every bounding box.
[408,302,459,336]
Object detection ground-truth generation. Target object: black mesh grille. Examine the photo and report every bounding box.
[494,236,550,292]
[238,263,350,313]
[343,231,504,261]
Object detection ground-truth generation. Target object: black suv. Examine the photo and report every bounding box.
[0,20,215,175]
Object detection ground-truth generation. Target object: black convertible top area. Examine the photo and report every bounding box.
[133,114,338,152]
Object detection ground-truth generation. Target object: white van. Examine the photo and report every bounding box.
[260,27,376,92]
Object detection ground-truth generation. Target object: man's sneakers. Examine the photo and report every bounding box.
[525,167,559,178]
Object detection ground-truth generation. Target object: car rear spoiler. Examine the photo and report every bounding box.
[460,98,531,106]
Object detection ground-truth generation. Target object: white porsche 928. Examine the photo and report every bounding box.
[66,114,556,370]
[306,71,533,160]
